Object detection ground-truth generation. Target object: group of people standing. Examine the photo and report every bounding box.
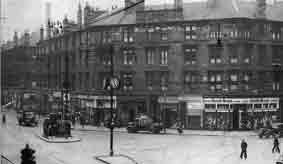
[240,136,281,160]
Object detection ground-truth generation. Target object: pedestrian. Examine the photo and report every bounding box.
[2,114,6,125]
[177,121,183,135]
[80,115,85,128]
[240,139,248,160]
[272,136,280,153]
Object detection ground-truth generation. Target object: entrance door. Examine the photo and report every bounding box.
[233,108,239,130]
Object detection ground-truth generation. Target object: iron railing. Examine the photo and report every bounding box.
[1,154,16,164]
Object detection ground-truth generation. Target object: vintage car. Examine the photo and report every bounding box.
[17,111,38,126]
[258,123,283,138]
[127,114,163,134]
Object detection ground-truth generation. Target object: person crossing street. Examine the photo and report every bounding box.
[273,136,280,153]
[240,139,248,160]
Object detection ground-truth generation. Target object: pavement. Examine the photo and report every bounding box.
[72,125,258,137]
[36,134,81,143]
[95,154,138,164]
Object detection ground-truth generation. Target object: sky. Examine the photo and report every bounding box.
[0,0,278,42]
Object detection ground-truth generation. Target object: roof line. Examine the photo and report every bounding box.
[92,0,144,24]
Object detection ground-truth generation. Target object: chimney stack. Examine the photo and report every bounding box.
[45,2,51,39]
[174,0,183,9]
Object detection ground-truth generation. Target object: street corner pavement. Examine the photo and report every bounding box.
[95,154,138,164]
[36,133,81,143]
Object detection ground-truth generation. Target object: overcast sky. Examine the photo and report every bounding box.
[0,0,277,42]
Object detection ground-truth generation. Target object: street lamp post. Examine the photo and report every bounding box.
[62,51,70,121]
[109,45,114,156]
[161,86,167,133]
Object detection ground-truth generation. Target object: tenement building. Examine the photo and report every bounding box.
[36,0,283,130]
[1,31,43,110]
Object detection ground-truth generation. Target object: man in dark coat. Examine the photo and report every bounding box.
[240,139,248,160]
[272,136,280,153]
[2,114,6,125]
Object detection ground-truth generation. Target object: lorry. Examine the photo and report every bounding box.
[17,111,38,126]
[127,114,163,134]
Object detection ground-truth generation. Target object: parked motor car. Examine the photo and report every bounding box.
[258,123,283,138]
[127,114,163,134]
[17,111,38,126]
[104,118,122,128]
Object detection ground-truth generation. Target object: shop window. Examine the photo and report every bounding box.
[254,104,262,108]
[217,104,229,109]
[270,103,277,108]
[263,104,269,108]
[205,104,216,109]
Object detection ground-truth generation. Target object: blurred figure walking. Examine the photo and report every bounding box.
[240,139,248,160]
[273,136,280,153]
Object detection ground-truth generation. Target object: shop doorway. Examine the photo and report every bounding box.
[129,109,135,122]
[233,108,239,130]
[164,109,178,128]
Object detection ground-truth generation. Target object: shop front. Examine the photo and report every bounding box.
[179,95,204,129]
[158,96,179,128]
[117,96,147,126]
[71,94,117,126]
[203,97,279,130]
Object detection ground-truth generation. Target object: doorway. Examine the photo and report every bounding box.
[233,108,239,130]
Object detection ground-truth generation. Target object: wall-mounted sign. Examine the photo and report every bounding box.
[158,96,179,104]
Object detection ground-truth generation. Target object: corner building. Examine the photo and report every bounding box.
[37,0,283,130]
